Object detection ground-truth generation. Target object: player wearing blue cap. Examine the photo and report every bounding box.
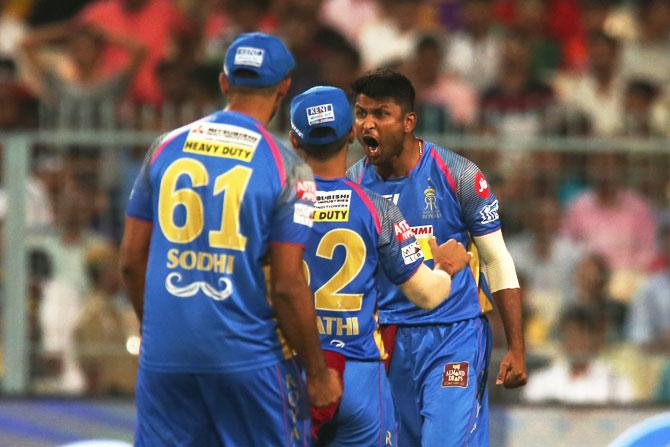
[347,70,527,446]
[290,85,472,447]
[120,33,341,446]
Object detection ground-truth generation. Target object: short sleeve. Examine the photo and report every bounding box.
[125,136,165,221]
[456,159,501,236]
[269,149,316,245]
[375,195,423,285]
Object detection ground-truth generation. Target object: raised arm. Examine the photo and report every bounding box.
[19,21,74,80]
[90,25,147,77]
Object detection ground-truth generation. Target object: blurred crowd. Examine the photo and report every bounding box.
[0,0,670,404]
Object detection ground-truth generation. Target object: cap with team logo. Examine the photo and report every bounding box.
[290,86,353,146]
[224,32,295,87]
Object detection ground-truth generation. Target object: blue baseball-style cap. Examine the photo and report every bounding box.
[290,86,353,146]
[223,32,295,88]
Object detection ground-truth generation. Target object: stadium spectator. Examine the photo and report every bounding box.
[514,0,561,81]
[0,57,38,130]
[33,249,85,394]
[622,79,662,137]
[20,20,145,130]
[78,0,192,104]
[199,0,275,64]
[74,243,138,395]
[357,0,421,70]
[405,34,478,132]
[316,31,361,94]
[620,0,670,89]
[275,4,350,128]
[0,0,27,62]
[556,31,624,136]
[627,218,670,353]
[27,249,53,384]
[446,0,502,91]
[523,306,634,404]
[572,253,627,343]
[507,197,582,341]
[29,182,108,298]
[319,0,380,43]
[479,31,555,137]
[562,152,657,294]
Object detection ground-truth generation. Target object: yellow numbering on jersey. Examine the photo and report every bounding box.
[158,158,252,251]
[303,229,366,312]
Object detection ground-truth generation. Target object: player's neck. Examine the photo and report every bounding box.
[225,96,276,126]
[309,148,348,180]
[376,136,422,179]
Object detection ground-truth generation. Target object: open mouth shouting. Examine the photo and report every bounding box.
[362,135,380,158]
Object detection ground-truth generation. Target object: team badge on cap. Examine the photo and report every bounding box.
[306,104,335,126]
[234,47,264,67]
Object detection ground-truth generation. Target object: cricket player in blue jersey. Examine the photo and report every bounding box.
[347,70,528,446]
[119,33,341,446]
[290,86,472,447]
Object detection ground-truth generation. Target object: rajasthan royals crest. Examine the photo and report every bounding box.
[422,180,442,219]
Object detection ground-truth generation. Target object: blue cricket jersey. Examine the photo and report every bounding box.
[305,177,423,361]
[347,140,501,325]
[126,110,315,373]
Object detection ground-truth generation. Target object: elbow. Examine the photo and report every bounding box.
[119,250,143,281]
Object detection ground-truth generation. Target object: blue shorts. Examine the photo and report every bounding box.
[135,358,310,446]
[319,360,397,447]
[388,316,491,447]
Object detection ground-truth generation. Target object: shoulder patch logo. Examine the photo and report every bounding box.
[475,172,490,198]
[296,180,317,202]
[480,199,499,225]
[442,361,469,387]
[394,220,414,242]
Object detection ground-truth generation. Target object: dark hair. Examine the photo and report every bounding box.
[416,35,443,54]
[298,128,350,162]
[626,78,659,101]
[351,69,415,112]
[29,249,52,281]
[588,31,619,51]
[559,306,600,332]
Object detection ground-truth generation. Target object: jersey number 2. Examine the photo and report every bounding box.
[158,158,252,251]
[304,229,366,312]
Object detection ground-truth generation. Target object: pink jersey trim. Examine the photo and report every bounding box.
[429,147,457,193]
[255,124,286,188]
[345,180,381,234]
[149,124,191,165]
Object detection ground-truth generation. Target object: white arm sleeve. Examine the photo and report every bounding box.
[399,264,452,310]
[473,230,520,292]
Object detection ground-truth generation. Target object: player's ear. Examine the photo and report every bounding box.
[219,72,230,96]
[276,77,292,100]
[289,131,300,150]
[289,132,308,162]
[347,127,354,144]
[404,111,417,134]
